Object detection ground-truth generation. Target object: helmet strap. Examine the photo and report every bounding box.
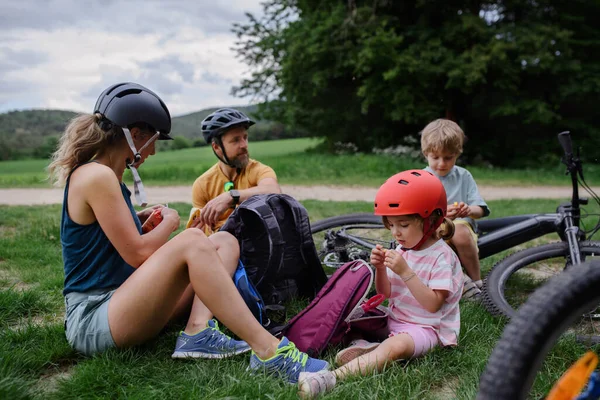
[213,136,236,168]
[122,128,160,207]
[401,214,443,251]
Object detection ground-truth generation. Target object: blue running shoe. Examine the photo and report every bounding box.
[171,319,251,359]
[248,337,330,384]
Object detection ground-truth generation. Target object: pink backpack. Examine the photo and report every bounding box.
[283,260,389,357]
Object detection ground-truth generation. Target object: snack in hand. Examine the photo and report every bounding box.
[186,207,201,229]
[142,208,163,233]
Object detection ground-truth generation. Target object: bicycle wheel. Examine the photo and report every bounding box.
[477,260,600,400]
[310,213,391,268]
[482,241,600,318]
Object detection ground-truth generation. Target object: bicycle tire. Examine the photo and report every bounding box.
[310,213,387,269]
[310,213,383,233]
[482,241,600,318]
[477,260,600,400]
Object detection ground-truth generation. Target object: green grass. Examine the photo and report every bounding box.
[1,137,599,188]
[1,199,599,399]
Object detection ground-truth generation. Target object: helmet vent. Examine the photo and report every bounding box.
[398,179,409,185]
[389,203,399,208]
[216,116,230,123]
[410,171,421,176]
[116,89,142,98]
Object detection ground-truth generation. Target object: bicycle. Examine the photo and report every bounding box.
[309,131,600,318]
[477,259,600,399]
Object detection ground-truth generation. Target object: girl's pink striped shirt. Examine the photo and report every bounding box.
[386,239,463,346]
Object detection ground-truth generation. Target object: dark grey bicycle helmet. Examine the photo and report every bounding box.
[94,82,172,140]
[201,108,255,143]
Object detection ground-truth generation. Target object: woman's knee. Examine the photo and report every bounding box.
[209,231,240,257]
[175,229,218,255]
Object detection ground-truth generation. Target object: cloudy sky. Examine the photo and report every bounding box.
[0,0,266,116]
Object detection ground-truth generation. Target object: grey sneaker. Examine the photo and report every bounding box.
[171,319,251,359]
[298,370,336,399]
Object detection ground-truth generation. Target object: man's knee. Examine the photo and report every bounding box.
[209,231,240,254]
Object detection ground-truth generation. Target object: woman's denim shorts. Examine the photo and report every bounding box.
[64,289,117,356]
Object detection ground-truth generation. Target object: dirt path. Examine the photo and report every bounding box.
[1,185,598,205]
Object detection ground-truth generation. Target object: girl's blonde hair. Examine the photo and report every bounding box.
[47,113,124,186]
[420,118,465,156]
[382,213,455,241]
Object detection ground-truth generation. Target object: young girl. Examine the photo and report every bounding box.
[298,169,463,398]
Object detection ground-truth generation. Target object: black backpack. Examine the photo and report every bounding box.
[221,193,327,306]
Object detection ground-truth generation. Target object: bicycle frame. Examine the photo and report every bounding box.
[329,210,580,261]
[478,212,569,259]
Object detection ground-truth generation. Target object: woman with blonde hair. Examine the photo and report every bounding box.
[48,82,328,384]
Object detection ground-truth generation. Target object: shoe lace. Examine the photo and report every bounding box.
[279,342,308,367]
[202,320,236,348]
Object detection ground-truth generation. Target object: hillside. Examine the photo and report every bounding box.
[0,105,298,160]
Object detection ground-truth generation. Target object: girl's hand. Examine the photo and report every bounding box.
[160,207,180,232]
[385,249,409,276]
[370,244,386,270]
[137,204,164,224]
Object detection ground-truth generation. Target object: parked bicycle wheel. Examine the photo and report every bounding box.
[482,241,600,318]
[310,213,391,268]
[477,260,600,400]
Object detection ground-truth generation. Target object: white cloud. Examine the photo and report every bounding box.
[0,0,265,116]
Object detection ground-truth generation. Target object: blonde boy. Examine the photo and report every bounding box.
[421,119,490,299]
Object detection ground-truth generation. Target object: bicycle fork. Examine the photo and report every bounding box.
[564,219,582,266]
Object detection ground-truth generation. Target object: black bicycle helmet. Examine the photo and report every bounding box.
[94,82,172,140]
[201,108,255,143]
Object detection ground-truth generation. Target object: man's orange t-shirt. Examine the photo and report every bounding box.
[188,159,276,232]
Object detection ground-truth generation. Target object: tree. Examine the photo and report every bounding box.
[233,0,600,167]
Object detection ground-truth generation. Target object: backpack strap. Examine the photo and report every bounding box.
[267,194,328,293]
[224,195,285,289]
[267,194,314,263]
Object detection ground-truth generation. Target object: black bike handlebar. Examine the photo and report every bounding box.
[558,131,573,158]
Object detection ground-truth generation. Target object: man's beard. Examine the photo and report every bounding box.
[230,153,249,169]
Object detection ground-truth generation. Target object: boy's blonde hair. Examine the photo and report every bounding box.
[420,118,465,156]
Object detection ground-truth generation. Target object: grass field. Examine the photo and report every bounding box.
[1,199,598,399]
[1,137,599,188]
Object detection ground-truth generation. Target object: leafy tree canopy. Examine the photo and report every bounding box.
[233,0,600,167]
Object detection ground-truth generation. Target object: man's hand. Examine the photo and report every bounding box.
[199,192,233,226]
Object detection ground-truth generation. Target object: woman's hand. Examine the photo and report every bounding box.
[385,249,410,276]
[370,244,386,270]
[137,204,164,224]
[160,207,180,232]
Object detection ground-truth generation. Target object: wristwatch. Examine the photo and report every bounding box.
[229,189,240,207]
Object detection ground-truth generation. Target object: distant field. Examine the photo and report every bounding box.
[0,137,599,188]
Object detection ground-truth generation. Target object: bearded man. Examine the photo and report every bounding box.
[187,108,281,233]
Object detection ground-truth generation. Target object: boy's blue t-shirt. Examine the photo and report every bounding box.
[61,177,142,296]
[424,165,490,228]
